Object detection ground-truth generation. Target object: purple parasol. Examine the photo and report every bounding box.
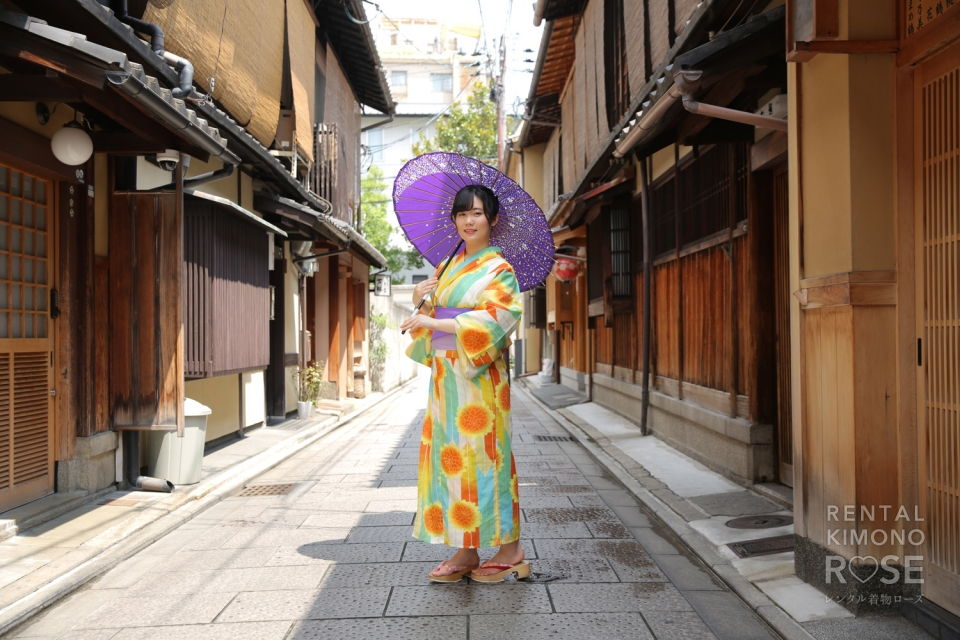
[393,152,555,292]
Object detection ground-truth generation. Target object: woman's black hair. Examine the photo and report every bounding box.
[450,184,499,224]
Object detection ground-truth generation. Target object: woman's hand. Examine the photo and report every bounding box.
[400,312,436,334]
[412,277,439,307]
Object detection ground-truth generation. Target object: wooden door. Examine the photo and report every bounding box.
[916,42,960,616]
[772,164,793,486]
[0,163,55,512]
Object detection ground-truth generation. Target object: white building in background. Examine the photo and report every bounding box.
[362,16,490,284]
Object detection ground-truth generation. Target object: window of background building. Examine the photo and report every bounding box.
[391,70,407,88]
[431,73,453,92]
[390,33,398,45]
[367,129,383,161]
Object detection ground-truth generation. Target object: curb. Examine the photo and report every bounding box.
[515,381,814,640]
[0,375,422,637]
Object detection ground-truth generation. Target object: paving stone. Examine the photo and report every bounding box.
[386,584,552,616]
[287,616,466,640]
[125,565,325,595]
[525,557,621,583]
[630,527,682,555]
[643,611,719,639]
[516,476,561,487]
[470,613,654,640]
[533,539,666,582]
[162,547,278,571]
[518,497,574,508]
[345,525,415,543]
[548,582,693,613]
[608,504,654,528]
[689,491,780,517]
[13,588,118,637]
[109,622,292,640]
[524,507,619,524]
[555,473,593,486]
[586,521,632,539]
[39,630,119,640]
[75,592,236,629]
[217,587,391,622]
[365,500,417,513]
[650,554,724,591]
[568,494,607,507]
[266,542,404,566]
[219,527,351,548]
[377,478,418,488]
[520,484,595,496]
[519,522,593,539]
[682,591,776,639]
[318,561,444,587]
[302,511,414,528]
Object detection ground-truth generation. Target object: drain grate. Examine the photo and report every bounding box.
[726,514,794,530]
[727,534,795,559]
[235,483,299,498]
[534,435,578,442]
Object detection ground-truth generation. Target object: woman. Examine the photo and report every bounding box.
[400,184,528,583]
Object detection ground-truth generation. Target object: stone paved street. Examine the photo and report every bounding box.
[12,378,780,639]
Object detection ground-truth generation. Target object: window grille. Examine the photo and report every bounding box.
[651,176,676,257]
[679,143,749,245]
[610,206,631,297]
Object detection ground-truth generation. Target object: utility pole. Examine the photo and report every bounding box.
[496,34,506,170]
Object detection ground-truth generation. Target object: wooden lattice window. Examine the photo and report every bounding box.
[651,175,676,257]
[528,287,547,329]
[678,143,750,245]
[610,205,631,297]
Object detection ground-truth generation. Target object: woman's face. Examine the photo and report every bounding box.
[455,195,496,246]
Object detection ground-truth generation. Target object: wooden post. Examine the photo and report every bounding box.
[674,146,685,399]
[345,266,354,397]
[328,258,340,395]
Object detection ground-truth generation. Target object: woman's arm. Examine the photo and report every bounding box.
[399,313,456,334]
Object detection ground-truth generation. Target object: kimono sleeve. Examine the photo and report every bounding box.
[453,265,522,379]
[404,303,435,367]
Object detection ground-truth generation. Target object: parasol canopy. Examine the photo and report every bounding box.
[392,152,555,292]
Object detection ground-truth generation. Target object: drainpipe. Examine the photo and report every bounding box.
[154,163,235,191]
[533,0,547,26]
[122,431,174,492]
[360,113,395,132]
[673,70,788,132]
[162,51,196,99]
[293,240,352,263]
[111,0,164,55]
[639,156,652,437]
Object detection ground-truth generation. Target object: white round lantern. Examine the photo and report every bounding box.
[51,123,93,166]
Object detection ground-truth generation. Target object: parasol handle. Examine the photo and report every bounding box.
[401,239,463,336]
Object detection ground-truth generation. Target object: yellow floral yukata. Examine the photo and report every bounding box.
[406,246,522,548]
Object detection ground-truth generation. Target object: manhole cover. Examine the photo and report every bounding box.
[534,435,577,442]
[235,483,299,497]
[727,534,795,559]
[726,514,794,529]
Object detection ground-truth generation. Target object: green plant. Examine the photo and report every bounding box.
[369,311,390,392]
[292,361,324,404]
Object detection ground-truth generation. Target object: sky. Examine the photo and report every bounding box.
[358,0,544,121]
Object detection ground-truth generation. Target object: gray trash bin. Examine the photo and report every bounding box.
[147,398,212,485]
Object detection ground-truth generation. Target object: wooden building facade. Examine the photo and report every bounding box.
[0,0,392,516]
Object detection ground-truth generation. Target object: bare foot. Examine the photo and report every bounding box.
[472,541,524,576]
[429,548,480,577]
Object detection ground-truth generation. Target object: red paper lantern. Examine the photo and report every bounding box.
[554,256,579,282]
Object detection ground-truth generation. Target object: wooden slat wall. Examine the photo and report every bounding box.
[773,167,792,466]
[543,132,559,212]
[652,261,680,380]
[109,193,182,428]
[735,235,751,394]
[590,0,607,144]
[0,355,8,491]
[623,0,647,98]
[680,245,729,391]
[184,202,270,378]
[13,352,48,485]
[595,318,613,368]
[612,312,636,372]
[94,258,110,434]
[561,77,577,199]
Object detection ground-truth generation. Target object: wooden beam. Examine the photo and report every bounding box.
[0,75,83,101]
[0,116,75,181]
[792,39,899,55]
[751,130,788,172]
[0,24,107,88]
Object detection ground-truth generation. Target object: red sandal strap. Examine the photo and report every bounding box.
[478,563,517,571]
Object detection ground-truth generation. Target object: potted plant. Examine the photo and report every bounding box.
[292,361,324,420]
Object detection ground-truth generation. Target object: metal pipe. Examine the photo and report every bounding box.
[293,240,352,263]
[111,0,164,54]
[122,430,174,493]
[153,163,234,191]
[162,51,195,99]
[674,69,787,131]
[360,112,395,133]
[639,156,652,437]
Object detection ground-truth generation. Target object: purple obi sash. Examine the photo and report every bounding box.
[432,307,470,350]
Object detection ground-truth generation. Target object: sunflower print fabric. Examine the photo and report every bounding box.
[406,246,522,548]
